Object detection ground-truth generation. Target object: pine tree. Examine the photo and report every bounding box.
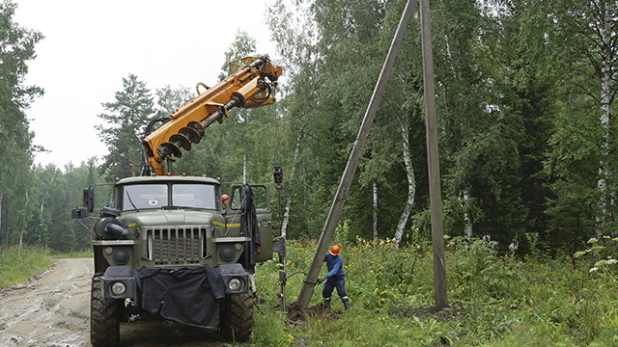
[96,74,154,181]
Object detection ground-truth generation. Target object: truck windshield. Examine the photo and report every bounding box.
[121,183,217,211]
[122,184,168,211]
[172,184,217,210]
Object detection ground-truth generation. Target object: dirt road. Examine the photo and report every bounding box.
[0,258,232,347]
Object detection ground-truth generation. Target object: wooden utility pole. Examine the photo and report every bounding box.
[296,0,418,308]
[420,0,448,309]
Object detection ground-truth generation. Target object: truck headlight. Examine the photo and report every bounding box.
[113,250,129,265]
[228,278,243,291]
[110,281,127,296]
[220,246,235,262]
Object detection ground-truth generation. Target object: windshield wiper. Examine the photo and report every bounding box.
[161,205,204,211]
[125,191,140,212]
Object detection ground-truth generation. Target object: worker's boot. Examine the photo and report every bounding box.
[323,298,331,311]
[342,298,349,311]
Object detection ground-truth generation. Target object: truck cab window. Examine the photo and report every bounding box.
[122,184,168,211]
[172,184,217,210]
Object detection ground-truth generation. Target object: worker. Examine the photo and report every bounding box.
[317,245,349,310]
[221,194,229,209]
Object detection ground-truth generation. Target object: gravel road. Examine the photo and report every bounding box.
[0,258,234,347]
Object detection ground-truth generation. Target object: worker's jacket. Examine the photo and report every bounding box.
[323,253,345,279]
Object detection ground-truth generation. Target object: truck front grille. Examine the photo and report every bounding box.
[145,227,206,265]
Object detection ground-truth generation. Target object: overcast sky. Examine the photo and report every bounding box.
[13,0,277,169]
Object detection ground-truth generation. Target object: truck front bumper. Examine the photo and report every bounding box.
[100,263,249,301]
[100,263,249,329]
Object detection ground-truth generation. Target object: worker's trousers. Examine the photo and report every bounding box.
[322,275,348,302]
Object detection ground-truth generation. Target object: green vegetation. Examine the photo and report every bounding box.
[253,240,618,346]
[0,246,91,289]
[53,249,94,259]
[0,246,52,290]
[1,0,618,260]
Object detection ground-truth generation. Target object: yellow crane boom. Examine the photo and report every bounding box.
[142,56,282,176]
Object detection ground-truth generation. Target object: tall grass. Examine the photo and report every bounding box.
[253,238,618,346]
[0,245,52,290]
[2,241,616,346]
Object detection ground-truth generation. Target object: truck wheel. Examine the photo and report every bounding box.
[91,275,121,347]
[220,293,254,342]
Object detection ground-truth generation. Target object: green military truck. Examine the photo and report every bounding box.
[72,56,283,346]
[72,176,276,346]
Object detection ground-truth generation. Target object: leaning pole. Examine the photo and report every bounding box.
[296,0,418,308]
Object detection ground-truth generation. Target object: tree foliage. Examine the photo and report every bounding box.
[4,0,618,258]
[0,0,43,247]
[96,74,155,181]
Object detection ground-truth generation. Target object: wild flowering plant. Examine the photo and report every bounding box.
[574,236,618,274]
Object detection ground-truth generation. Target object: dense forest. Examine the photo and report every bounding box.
[0,0,616,257]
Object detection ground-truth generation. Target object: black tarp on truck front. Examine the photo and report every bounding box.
[138,265,225,328]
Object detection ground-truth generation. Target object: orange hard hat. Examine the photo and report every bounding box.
[330,245,340,256]
[222,194,229,202]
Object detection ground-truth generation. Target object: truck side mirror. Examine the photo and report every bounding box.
[71,207,89,219]
[83,187,95,213]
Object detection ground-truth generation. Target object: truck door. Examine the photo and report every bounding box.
[225,184,273,262]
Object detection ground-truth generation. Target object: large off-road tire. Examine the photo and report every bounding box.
[90,275,121,347]
[219,293,254,342]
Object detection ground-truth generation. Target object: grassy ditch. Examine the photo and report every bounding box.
[252,238,618,346]
[0,246,92,290]
[0,246,52,290]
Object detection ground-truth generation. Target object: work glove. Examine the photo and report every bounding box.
[317,277,326,285]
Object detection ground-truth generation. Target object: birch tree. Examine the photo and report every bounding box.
[268,0,324,237]
[552,0,618,235]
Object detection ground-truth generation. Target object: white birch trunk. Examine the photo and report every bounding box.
[462,189,473,238]
[280,131,303,239]
[18,190,29,252]
[303,166,307,212]
[373,182,378,242]
[243,154,247,184]
[394,116,416,248]
[597,0,614,231]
